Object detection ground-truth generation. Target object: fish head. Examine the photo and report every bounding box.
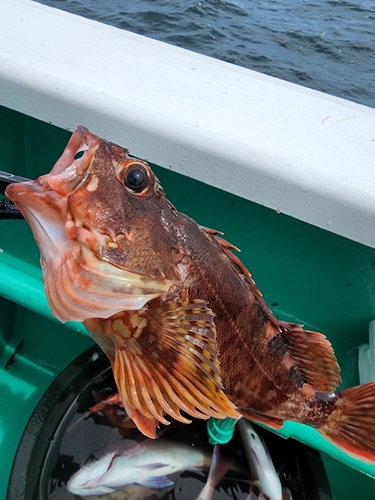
[7,127,240,436]
[67,451,117,496]
[5,126,179,322]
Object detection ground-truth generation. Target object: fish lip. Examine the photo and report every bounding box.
[6,177,69,257]
[5,125,99,228]
[47,126,101,195]
[49,125,98,177]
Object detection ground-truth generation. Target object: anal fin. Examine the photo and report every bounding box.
[239,410,284,430]
[124,406,159,439]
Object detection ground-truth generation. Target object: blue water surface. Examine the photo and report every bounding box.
[37,0,375,108]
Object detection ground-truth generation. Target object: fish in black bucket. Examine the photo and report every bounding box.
[67,422,288,500]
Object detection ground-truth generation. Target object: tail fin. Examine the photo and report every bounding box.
[318,382,375,464]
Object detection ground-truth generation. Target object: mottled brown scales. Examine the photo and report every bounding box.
[7,125,375,465]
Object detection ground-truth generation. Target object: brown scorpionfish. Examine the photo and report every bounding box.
[6,126,375,464]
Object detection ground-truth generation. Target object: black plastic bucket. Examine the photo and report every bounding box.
[7,346,332,500]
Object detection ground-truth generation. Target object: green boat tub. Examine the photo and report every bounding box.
[1,106,375,499]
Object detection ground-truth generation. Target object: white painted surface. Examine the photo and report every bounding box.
[0,0,374,247]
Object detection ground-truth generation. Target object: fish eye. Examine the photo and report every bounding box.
[116,161,153,196]
[126,165,146,190]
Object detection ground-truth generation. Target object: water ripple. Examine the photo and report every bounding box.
[37,0,375,107]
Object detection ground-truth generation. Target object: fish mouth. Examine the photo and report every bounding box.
[5,174,69,266]
[48,125,100,195]
[5,126,99,259]
[6,125,99,201]
[5,127,173,323]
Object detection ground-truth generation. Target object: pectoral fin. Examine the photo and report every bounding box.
[111,300,240,436]
[137,475,174,489]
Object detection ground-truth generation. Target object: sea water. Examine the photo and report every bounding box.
[36,0,375,108]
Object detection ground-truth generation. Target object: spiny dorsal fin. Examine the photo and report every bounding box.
[111,299,240,437]
[201,226,262,295]
[280,321,341,392]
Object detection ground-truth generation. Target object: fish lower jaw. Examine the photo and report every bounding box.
[18,206,68,263]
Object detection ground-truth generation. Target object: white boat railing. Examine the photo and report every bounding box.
[1,0,375,247]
